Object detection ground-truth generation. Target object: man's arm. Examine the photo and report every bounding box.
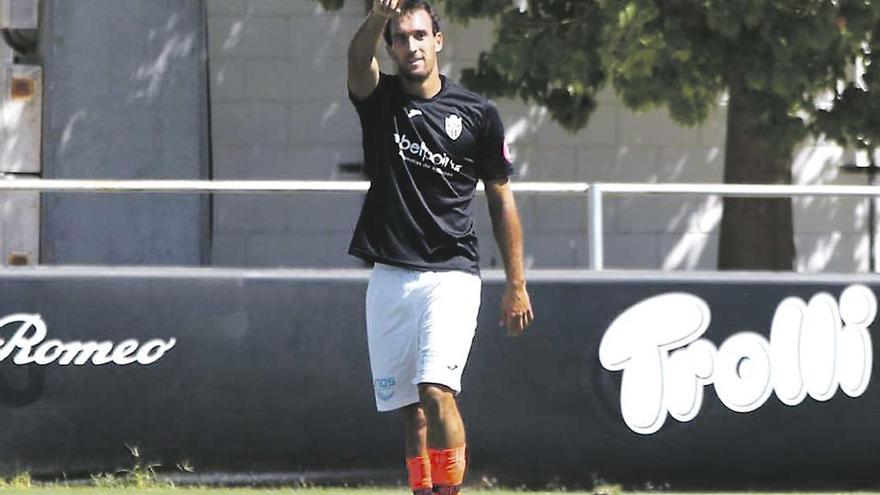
[485,178,534,336]
[347,0,397,100]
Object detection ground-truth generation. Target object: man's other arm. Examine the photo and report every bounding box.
[347,0,397,100]
[485,179,534,337]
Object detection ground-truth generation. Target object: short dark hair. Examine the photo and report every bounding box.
[382,0,442,46]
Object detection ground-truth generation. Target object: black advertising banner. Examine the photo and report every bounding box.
[0,267,877,487]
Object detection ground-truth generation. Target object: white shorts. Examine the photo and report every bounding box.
[366,263,482,412]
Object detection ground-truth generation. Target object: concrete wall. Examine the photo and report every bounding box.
[207,1,872,272]
[207,1,367,269]
[39,0,210,265]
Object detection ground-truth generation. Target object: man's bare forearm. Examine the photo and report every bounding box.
[347,11,386,73]
[487,182,533,335]
[488,189,526,287]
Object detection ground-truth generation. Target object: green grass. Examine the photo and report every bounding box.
[0,487,638,495]
[0,489,603,495]
[0,489,879,495]
[0,490,410,495]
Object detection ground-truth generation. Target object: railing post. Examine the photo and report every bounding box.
[588,184,604,270]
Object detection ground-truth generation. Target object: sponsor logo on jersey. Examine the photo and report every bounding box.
[394,133,463,174]
[375,376,396,401]
[407,108,423,118]
[445,114,463,140]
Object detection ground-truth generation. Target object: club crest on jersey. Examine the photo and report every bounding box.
[445,114,463,140]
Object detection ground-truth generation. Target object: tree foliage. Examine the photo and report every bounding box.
[447,1,880,154]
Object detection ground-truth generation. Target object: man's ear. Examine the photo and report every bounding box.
[385,43,394,59]
[435,31,443,53]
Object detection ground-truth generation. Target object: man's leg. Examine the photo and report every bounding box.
[366,265,427,491]
[403,404,432,494]
[413,271,480,494]
[419,383,467,494]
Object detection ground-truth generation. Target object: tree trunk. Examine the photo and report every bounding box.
[718,81,795,271]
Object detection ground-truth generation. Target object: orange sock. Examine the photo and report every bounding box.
[406,454,432,493]
[429,445,466,491]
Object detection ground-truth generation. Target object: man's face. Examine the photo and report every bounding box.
[386,9,443,82]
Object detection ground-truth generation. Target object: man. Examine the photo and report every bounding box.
[346,1,534,493]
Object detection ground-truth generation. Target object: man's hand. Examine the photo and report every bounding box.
[500,282,534,337]
[373,0,400,17]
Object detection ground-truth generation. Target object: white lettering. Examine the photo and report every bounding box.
[135,339,177,365]
[68,341,115,365]
[714,333,772,412]
[599,285,875,435]
[0,314,47,364]
[111,339,141,365]
[769,297,806,405]
[0,313,176,366]
[33,340,64,365]
[598,293,710,434]
[802,293,840,401]
[394,133,464,174]
[838,284,875,397]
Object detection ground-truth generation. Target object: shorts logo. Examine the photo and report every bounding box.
[374,376,396,402]
[445,114,463,140]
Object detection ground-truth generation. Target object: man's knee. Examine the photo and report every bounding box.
[418,383,456,417]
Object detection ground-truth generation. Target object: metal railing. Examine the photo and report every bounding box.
[3,178,878,271]
[0,179,589,194]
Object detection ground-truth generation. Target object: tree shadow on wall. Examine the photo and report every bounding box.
[792,144,870,273]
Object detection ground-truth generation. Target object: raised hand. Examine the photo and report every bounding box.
[372,0,400,17]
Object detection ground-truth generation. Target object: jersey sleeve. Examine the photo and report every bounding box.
[348,72,394,116]
[349,72,390,118]
[474,101,514,182]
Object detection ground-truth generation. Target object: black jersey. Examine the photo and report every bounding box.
[348,72,513,274]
